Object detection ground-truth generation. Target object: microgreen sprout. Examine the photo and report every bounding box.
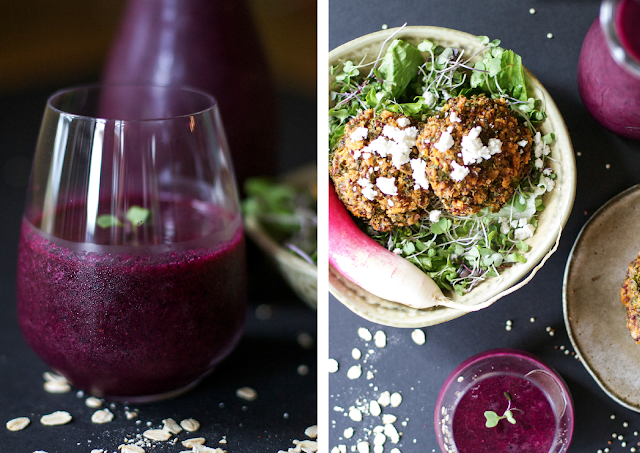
[484,392,521,428]
[96,206,149,229]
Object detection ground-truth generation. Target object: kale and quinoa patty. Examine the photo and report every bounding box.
[621,253,640,343]
[330,109,433,232]
[416,95,533,216]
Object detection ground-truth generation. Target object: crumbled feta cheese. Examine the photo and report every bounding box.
[538,175,555,192]
[442,90,451,100]
[434,126,455,152]
[449,111,461,123]
[517,139,528,147]
[362,152,371,159]
[450,161,470,181]
[392,248,402,255]
[358,178,378,201]
[535,158,543,168]
[350,127,369,142]
[397,117,410,128]
[423,91,437,107]
[376,177,398,196]
[542,168,552,176]
[460,126,502,165]
[362,125,418,169]
[518,217,528,228]
[409,158,429,190]
[499,217,510,234]
[387,199,394,207]
[514,224,536,241]
[429,210,442,222]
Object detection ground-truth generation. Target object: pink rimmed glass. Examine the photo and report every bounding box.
[435,349,574,453]
[16,85,247,402]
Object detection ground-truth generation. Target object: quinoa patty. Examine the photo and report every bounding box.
[330,109,433,232]
[621,253,640,344]
[416,95,533,216]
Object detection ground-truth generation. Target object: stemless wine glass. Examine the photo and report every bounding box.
[16,85,247,402]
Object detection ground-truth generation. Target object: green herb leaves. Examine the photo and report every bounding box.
[377,39,424,99]
[484,392,519,428]
[96,206,149,229]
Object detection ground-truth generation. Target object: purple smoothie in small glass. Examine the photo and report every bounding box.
[452,374,556,453]
[16,197,246,400]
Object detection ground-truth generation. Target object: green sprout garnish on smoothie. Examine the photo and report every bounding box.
[484,392,520,428]
[97,206,150,229]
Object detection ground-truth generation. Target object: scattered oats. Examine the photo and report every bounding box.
[606,163,611,169]
[357,441,370,453]
[613,433,618,438]
[125,411,138,420]
[349,407,363,422]
[255,303,273,320]
[305,425,318,439]
[347,364,362,380]
[374,446,383,453]
[381,24,388,30]
[370,400,382,417]
[373,331,387,348]
[390,449,401,453]
[163,418,182,434]
[352,348,362,360]
[618,435,624,440]
[91,409,114,424]
[530,317,536,322]
[6,417,30,431]
[143,429,172,441]
[505,325,512,331]
[382,414,397,424]
[623,421,629,428]
[236,386,258,401]
[384,423,401,443]
[611,414,616,420]
[634,430,638,435]
[43,380,71,393]
[219,436,227,444]
[328,358,339,373]
[344,427,355,439]
[180,418,201,432]
[390,392,402,407]
[411,329,426,345]
[549,330,555,337]
[529,7,536,13]
[40,411,72,426]
[298,364,309,375]
[297,332,314,349]
[622,442,627,447]
[358,327,373,342]
[182,438,206,448]
[91,450,105,453]
[547,32,554,39]
[33,451,49,453]
[86,397,103,408]
[378,391,391,407]
[366,371,375,380]
[119,445,145,453]
[457,376,464,382]
[43,371,68,383]
[506,320,513,326]
[76,390,84,398]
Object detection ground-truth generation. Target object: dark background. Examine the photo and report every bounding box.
[0,1,317,452]
[329,1,640,452]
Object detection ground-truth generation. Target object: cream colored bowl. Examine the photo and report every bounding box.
[244,164,317,310]
[328,26,576,327]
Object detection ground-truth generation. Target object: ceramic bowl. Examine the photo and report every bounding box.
[328,26,576,327]
[244,164,317,309]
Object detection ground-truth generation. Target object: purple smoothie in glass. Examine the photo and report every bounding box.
[16,197,246,400]
[452,374,556,453]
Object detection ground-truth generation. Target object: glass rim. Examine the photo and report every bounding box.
[46,83,220,122]
[600,0,640,77]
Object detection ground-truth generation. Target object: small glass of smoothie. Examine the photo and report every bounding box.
[577,0,640,139]
[435,349,574,453]
[16,85,247,402]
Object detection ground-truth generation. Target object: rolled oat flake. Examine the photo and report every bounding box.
[180,418,201,432]
[181,437,206,448]
[91,409,114,424]
[118,445,145,453]
[163,417,182,434]
[40,411,72,426]
[143,428,172,441]
[6,416,30,431]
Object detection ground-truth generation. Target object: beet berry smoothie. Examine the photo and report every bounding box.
[452,374,556,453]
[16,199,246,399]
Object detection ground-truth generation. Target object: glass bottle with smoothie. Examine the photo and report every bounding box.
[435,349,574,453]
[577,0,640,140]
[16,85,247,402]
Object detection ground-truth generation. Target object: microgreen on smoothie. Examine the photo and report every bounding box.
[484,392,520,428]
[97,206,150,229]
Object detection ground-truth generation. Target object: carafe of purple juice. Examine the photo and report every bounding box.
[16,85,247,401]
[577,0,640,140]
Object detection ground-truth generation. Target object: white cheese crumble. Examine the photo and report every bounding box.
[460,126,502,165]
[428,210,442,223]
[361,125,418,169]
[396,117,410,128]
[350,127,369,142]
[423,91,437,107]
[514,224,536,241]
[450,111,461,123]
[434,126,455,152]
[357,178,378,201]
[517,139,528,147]
[376,177,398,196]
[409,158,429,190]
[450,161,470,182]
[538,175,555,192]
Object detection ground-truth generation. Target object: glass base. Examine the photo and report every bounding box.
[89,374,209,404]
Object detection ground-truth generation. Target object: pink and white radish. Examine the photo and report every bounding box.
[329,182,494,311]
